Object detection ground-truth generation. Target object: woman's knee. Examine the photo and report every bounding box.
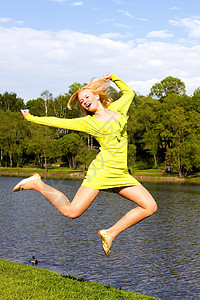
[146,199,157,216]
[141,187,157,216]
[152,200,158,214]
[60,207,82,219]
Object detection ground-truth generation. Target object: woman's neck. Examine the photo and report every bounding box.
[94,103,119,122]
[94,102,107,118]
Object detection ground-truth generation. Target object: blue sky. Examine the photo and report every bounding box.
[1,0,200,101]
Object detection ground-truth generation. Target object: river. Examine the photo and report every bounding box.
[0,177,199,299]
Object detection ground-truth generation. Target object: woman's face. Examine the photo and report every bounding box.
[78,89,100,112]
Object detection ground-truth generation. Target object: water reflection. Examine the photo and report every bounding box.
[0,177,199,300]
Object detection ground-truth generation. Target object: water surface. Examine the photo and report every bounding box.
[0,177,200,299]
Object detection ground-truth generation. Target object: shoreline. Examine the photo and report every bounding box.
[0,171,195,184]
[0,171,85,180]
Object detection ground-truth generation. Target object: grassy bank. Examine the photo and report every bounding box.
[0,166,83,174]
[1,166,199,183]
[0,259,159,300]
[0,166,85,180]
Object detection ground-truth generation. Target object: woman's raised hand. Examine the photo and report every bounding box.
[103,73,111,81]
[20,109,30,118]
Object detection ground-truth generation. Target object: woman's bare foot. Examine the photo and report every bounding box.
[13,173,42,192]
[98,229,113,257]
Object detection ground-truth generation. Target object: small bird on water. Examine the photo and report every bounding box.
[31,256,38,265]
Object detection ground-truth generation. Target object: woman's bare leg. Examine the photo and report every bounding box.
[19,177,100,219]
[104,185,157,249]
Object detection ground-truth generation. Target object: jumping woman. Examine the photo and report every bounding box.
[13,73,157,257]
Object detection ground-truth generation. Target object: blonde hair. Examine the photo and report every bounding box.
[67,78,112,115]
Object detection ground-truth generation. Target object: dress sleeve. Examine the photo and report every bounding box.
[109,73,135,115]
[25,113,93,133]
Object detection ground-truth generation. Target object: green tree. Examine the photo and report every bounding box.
[41,90,54,116]
[185,134,200,173]
[0,110,25,167]
[52,94,70,119]
[127,143,136,174]
[24,123,55,168]
[56,133,82,169]
[76,145,97,170]
[68,82,87,97]
[0,92,24,112]
[150,76,186,102]
[108,86,122,101]
[128,96,161,166]
[26,92,54,117]
[193,87,200,96]
[164,106,189,176]
[142,130,159,167]
[192,88,200,113]
[26,98,47,116]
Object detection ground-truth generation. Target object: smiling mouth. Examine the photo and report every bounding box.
[86,103,91,108]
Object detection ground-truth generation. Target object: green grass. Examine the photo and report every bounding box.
[0,166,81,174]
[133,167,163,173]
[0,166,168,177]
[2,165,200,183]
[0,259,159,300]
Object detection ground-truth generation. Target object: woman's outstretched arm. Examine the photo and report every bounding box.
[20,109,92,133]
[108,74,135,114]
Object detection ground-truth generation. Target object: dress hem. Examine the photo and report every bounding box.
[81,180,141,190]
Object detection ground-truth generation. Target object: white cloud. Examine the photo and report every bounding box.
[99,32,134,39]
[128,78,159,96]
[117,10,147,22]
[169,17,200,38]
[117,9,133,18]
[72,1,83,6]
[96,18,115,25]
[114,23,132,29]
[136,17,148,22]
[147,30,174,39]
[0,18,12,23]
[184,76,200,95]
[16,20,24,24]
[170,6,180,10]
[0,26,200,100]
[0,18,23,25]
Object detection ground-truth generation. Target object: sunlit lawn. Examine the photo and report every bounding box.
[0,259,159,300]
[1,165,200,181]
[0,166,82,174]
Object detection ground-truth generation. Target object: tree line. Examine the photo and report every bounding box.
[1,76,200,177]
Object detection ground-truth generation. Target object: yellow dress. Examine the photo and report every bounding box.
[25,74,141,189]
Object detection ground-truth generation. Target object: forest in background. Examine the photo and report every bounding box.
[1,76,200,177]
